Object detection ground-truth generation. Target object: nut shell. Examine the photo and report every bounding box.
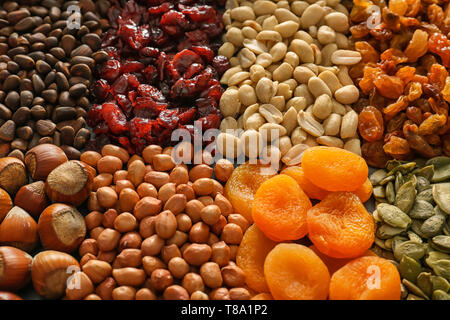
[14,181,48,218]
[0,206,38,252]
[0,157,27,195]
[25,144,68,181]
[0,246,33,291]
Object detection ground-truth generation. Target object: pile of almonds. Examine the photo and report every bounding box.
[0,0,110,161]
[67,144,252,300]
[217,0,363,165]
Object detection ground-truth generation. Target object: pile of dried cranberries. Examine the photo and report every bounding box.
[87,0,229,153]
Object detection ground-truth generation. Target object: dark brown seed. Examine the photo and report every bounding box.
[29,33,46,44]
[75,107,87,118]
[14,16,35,32]
[33,23,51,34]
[0,43,8,55]
[81,33,101,51]
[7,9,30,24]
[12,107,31,126]
[0,103,12,120]
[60,125,75,145]
[49,7,61,21]
[69,76,90,87]
[44,71,56,86]
[44,36,58,48]
[49,47,65,60]
[69,83,87,99]
[44,53,58,66]
[48,28,62,39]
[56,117,85,132]
[58,91,75,107]
[29,6,49,17]
[55,61,70,78]
[38,136,52,145]
[60,34,76,55]
[55,72,69,91]
[8,149,24,162]
[16,126,33,140]
[4,2,19,12]
[71,44,92,58]
[70,56,94,68]
[41,89,57,104]
[0,27,14,37]
[13,54,35,69]
[77,97,90,109]
[3,74,20,90]
[31,74,45,94]
[19,78,33,92]
[11,138,27,151]
[20,91,33,108]
[32,16,43,27]
[29,51,45,62]
[36,60,51,74]
[6,61,19,73]
[30,105,47,120]
[0,70,10,83]
[36,119,56,136]
[70,63,91,79]
[30,42,45,52]
[32,97,44,106]
[0,120,15,141]
[5,91,19,109]
[28,133,41,149]
[53,131,61,146]
[0,143,10,157]
[8,46,28,57]
[73,128,90,149]
[76,25,89,38]
[60,144,81,160]
[53,106,76,122]
[79,0,97,13]
[84,20,100,31]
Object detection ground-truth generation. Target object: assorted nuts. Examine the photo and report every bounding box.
[218,0,362,164]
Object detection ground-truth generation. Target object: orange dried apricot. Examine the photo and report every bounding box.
[264,244,330,300]
[280,166,329,200]
[252,175,311,241]
[251,293,273,300]
[353,178,373,203]
[224,162,276,223]
[329,256,401,300]
[301,146,369,192]
[236,224,277,293]
[307,192,375,259]
[309,245,376,275]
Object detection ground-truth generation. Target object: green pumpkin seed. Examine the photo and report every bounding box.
[431,235,450,253]
[386,160,410,172]
[392,236,408,252]
[402,279,429,299]
[411,220,429,239]
[376,224,406,240]
[444,223,450,236]
[426,156,450,183]
[409,200,435,219]
[414,158,428,168]
[421,214,446,238]
[416,176,431,194]
[433,183,450,215]
[413,165,435,181]
[428,259,450,282]
[406,294,425,300]
[394,241,426,261]
[431,275,450,292]
[395,180,416,214]
[385,238,393,249]
[417,272,433,297]
[377,203,411,229]
[373,186,386,199]
[370,169,388,185]
[372,209,382,222]
[416,189,434,204]
[426,251,450,264]
[395,172,403,192]
[381,250,395,260]
[375,237,389,249]
[401,283,408,299]
[386,182,396,204]
[407,231,423,243]
[379,174,395,186]
[432,290,450,300]
[399,255,422,283]
[375,199,388,205]
[387,161,416,176]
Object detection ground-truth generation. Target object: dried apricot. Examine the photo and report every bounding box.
[329,256,401,300]
[307,192,375,259]
[280,166,329,200]
[309,245,376,275]
[301,147,369,192]
[264,244,330,300]
[353,178,373,203]
[252,175,311,241]
[236,224,277,293]
[224,162,277,223]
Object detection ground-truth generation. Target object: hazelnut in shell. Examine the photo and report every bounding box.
[24,144,68,181]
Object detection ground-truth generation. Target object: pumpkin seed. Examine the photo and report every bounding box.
[426,156,450,183]
[421,213,446,238]
[395,172,403,192]
[399,255,422,282]
[387,161,415,175]
[394,180,416,214]
[392,236,408,252]
[376,199,388,206]
[416,189,434,204]
[372,209,382,222]
[411,220,429,239]
[407,231,423,243]
[378,203,411,229]
[416,176,431,193]
[370,169,387,185]
[428,259,450,281]
[379,174,395,186]
[375,237,389,249]
[417,272,433,297]
[386,182,395,204]
[431,235,450,253]
[402,279,429,299]
[394,241,426,261]
[431,275,450,292]
[400,283,408,299]
[413,165,434,181]
[433,183,450,215]
[376,224,404,240]
[426,251,450,266]
[432,290,450,300]
[406,294,425,300]
[409,200,435,220]
[373,186,386,199]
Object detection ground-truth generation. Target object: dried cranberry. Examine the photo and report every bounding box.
[212,55,231,76]
[173,49,203,74]
[100,59,122,82]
